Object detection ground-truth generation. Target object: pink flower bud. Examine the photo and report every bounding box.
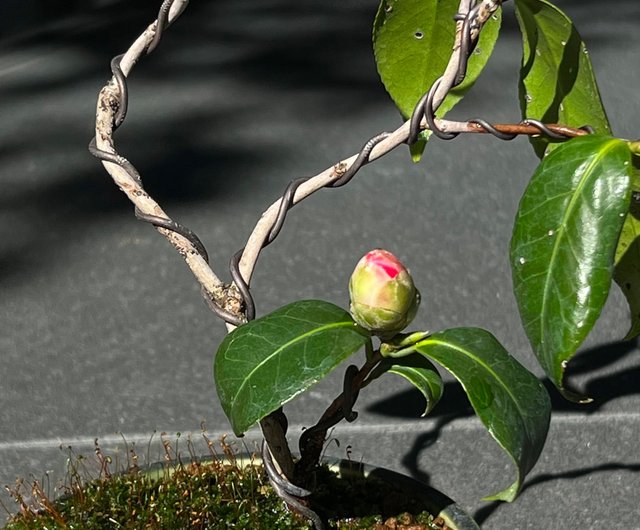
[349,249,420,337]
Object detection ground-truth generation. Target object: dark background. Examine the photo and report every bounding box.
[1,1,639,527]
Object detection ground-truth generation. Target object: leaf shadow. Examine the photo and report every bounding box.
[557,337,640,409]
[365,337,639,487]
[518,4,586,157]
[365,383,474,488]
[473,461,640,525]
[539,24,583,117]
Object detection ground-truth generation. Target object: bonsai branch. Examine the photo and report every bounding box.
[295,350,383,484]
[89,0,243,319]
[435,118,591,139]
[232,1,515,328]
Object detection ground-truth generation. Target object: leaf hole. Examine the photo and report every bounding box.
[414,31,424,40]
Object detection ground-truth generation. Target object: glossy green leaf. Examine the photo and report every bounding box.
[373,0,501,161]
[414,328,550,502]
[214,300,370,436]
[614,162,640,339]
[367,353,443,416]
[515,0,610,158]
[511,136,633,398]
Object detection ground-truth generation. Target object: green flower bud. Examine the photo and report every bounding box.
[349,249,420,337]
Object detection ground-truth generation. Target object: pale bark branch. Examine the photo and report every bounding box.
[233,0,499,332]
[93,0,238,312]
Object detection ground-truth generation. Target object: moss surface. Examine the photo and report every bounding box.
[4,447,445,529]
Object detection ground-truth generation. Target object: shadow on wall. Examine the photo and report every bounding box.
[2,0,637,40]
[0,0,635,285]
[0,0,386,288]
[0,0,137,39]
[365,337,640,488]
[2,0,634,288]
[473,461,640,525]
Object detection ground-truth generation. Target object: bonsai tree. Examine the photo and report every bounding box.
[82,0,638,527]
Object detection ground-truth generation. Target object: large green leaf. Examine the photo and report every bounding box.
[373,0,501,161]
[515,0,610,158]
[614,163,640,339]
[366,353,444,416]
[413,328,550,502]
[511,136,633,398]
[214,300,370,436]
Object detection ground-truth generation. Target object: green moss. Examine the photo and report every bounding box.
[4,446,442,530]
[5,458,309,530]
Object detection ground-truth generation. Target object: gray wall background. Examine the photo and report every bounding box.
[1,1,639,527]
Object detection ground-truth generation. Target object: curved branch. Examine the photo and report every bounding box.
[233,0,498,330]
[92,0,242,315]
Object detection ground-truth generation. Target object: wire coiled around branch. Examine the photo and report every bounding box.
[228,133,390,323]
[89,0,393,328]
[408,3,593,145]
[89,0,245,327]
[90,0,592,330]
[261,441,326,530]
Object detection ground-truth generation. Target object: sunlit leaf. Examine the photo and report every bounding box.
[414,328,551,502]
[515,0,610,157]
[614,162,640,339]
[367,353,443,416]
[373,0,501,161]
[511,136,633,398]
[214,301,370,436]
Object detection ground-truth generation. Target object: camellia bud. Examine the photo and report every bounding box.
[349,249,420,337]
